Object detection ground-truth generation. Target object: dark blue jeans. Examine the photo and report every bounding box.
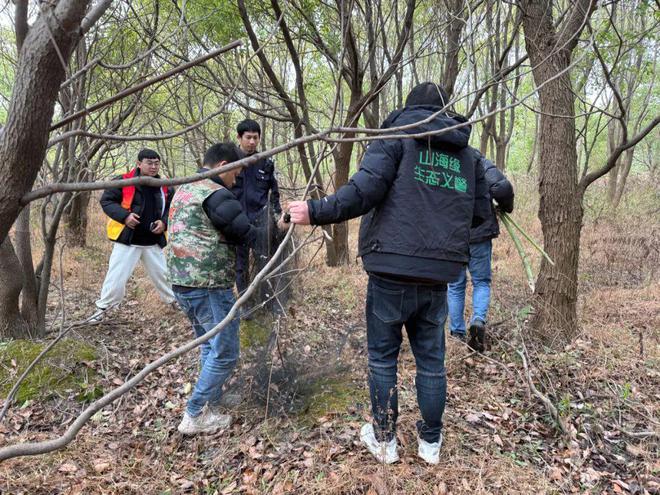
[366,275,447,443]
[447,240,493,334]
[173,287,240,417]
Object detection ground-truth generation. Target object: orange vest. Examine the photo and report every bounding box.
[106,169,169,241]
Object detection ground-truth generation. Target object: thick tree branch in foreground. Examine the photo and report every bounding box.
[22,49,594,206]
[0,225,298,461]
[0,137,335,462]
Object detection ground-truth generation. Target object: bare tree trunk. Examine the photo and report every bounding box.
[14,207,39,333]
[441,0,468,97]
[328,135,354,266]
[520,0,595,346]
[612,148,634,208]
[66,191,91,247]
[607,120,620,203]
[0,1,90,244]
[0,239,31,339]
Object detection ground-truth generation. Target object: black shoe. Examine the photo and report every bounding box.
[467,320,486,352]
[450,331,466,342]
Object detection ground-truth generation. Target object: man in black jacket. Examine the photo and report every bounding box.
[92,149,175,321]
[447,158,514,352]
[288,82,490,465]
[231,119,283,301]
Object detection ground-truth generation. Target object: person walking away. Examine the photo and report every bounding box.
[447,157,514,352]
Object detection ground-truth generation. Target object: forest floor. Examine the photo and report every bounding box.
[0,178,658,494]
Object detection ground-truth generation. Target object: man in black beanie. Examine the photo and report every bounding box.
[288,82,490,464]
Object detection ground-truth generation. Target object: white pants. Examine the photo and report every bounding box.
[96,243,175,309]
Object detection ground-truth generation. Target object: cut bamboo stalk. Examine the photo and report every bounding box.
[500,211,555,266]
[500,214,535,292]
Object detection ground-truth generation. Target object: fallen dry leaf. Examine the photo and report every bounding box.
[58,463,78,474]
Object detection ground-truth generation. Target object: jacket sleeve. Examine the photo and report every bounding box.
[308,139,403,225]
[202,188,262,248]
[471,158,491,227]
[161,186,174,227]
[229,171,244,206]
[482,157,514,213]
[100,179,130,223]
[267,160,283,216]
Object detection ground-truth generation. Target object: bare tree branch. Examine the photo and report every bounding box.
[50,40,242,131]
[14,0,29,52]
[580,115,660,190]
[80,0,114,34]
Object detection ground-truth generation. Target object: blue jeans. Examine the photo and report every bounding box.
[173,287,240,417]
[447,240,492,335]
[366,276,447,443]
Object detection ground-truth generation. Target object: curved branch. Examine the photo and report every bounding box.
[24,42,592,205]
[47,105,229,147]
[580,115,660,191]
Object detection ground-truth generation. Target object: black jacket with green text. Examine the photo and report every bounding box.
[307,105,491,283]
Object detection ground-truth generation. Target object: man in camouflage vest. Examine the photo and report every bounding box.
[168,142,285,435]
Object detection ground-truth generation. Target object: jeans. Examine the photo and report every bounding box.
[447,240,492,335]
[173,287,240,417]
[366,275,447,443]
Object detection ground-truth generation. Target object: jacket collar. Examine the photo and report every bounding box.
[198,168,227,188]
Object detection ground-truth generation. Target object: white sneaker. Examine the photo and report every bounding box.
[89,309,105,323]
[417,433,443,464]
[359,423,399,464]
[177,410,232,435]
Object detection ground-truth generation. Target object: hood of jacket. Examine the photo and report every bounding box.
[381,105,471,151]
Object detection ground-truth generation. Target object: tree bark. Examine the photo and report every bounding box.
[611,149,634,208]
[0,1,90,245]
[441,0,468,97]
[14,207,39,334]
[520,0,595,345]
[0,239,31,339]
[65,191,91,247]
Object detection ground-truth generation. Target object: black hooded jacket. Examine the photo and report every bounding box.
[469,158,514,244]
[198,169,262,248]
[308,105,491,283]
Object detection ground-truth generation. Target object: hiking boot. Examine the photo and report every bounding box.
[417,433,443,465]
[177,410,232,435]
[450,331,466,342]
[467,319,486,352]
[359,423,399,464]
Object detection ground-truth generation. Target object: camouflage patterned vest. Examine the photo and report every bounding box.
[167,179,236,288]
